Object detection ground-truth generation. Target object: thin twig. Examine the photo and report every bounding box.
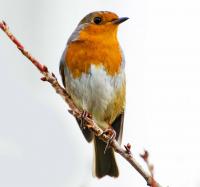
[0,20,163,187]
[141,150,158,187]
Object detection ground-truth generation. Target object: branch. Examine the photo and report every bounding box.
[141,150,158,187]
[0,20,163,187]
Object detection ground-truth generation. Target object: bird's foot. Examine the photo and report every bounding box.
[102,128,116,154]
[80,110,91,129]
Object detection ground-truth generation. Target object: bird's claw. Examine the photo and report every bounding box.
[80,110,91,129]
[102,128,116,154]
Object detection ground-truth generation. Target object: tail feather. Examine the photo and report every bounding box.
[94,136,119,178]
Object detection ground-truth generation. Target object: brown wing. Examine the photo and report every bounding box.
[75,118,93,142]
[59,55,66,87]
[112,112,124,145]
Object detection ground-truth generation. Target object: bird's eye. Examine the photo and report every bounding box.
[93,17,102,24]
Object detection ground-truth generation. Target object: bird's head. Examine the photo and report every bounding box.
[70,11,129,42]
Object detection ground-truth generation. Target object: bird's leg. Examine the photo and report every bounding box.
[102,128,116,154]
[80,110,91,129]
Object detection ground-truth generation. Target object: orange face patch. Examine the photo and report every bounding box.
[66,29,122,78]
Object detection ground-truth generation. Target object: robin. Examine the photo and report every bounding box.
[59,11,128,178]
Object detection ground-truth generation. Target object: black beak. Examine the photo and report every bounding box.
[112,17,129,24]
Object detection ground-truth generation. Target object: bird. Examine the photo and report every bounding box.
[59,11,128,178]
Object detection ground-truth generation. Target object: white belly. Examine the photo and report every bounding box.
[64,65,125,128]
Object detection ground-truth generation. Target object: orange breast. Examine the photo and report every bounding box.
[65,32,122,78]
